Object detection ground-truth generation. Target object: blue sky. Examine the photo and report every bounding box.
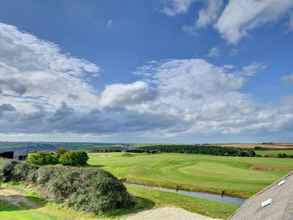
[0,0,293,143]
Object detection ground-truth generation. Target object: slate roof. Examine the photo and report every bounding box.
[230,172,293,220]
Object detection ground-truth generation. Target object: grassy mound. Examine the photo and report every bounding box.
[0,160,134,214]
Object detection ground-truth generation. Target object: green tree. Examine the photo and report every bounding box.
[59,151,89,166]
[27,152,58,165]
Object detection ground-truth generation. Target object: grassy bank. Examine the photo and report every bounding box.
[89,152,293,198]
[127,185,238,219]
[0,183,236,219]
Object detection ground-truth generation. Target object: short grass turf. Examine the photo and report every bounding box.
[89,152,293,198]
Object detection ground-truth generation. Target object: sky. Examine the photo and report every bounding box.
[0,0,293,143]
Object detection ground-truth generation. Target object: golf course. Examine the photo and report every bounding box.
[89,152,293,198]
[2,150,293,219]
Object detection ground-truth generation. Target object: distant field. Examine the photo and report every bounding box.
[255,149,293,157]
[218,143,293,149]
[89,153,293,198]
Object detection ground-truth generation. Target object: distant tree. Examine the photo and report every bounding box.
[56,147,68,157]
[59,151,89,166]
[27,152,58,165]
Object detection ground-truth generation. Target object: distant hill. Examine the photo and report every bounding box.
[0,142,120,154]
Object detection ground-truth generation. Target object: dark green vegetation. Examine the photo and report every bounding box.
[92,144,257,157]
[0,160,133,214]
[255,148,293,158]
[89,152,293,198]
[27,152,58,165]
[27,150,89,166]
[139,145,256,157]
[59,151,89,166]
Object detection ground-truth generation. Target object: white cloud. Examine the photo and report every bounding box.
[240,63,267,77]
[207,47,220,58]
[0,22,100,113]
[1,22,293,140]
[99,81,157,108]
[163,0,293,44]
[134,59,293,135]
[196,0,223,28]
[215,0,293,44]
[162,0,196,16]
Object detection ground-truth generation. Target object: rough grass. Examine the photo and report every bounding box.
[0,182,235,219]
[127,185,238,219]
[89,152,293,198]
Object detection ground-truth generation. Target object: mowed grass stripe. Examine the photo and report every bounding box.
[89,152,293,198]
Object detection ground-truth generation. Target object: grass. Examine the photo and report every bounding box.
[0,182,237,219]
[255,149,293,157]
[0,183,101,220]
[89,152,293,198]
[127,185,238,219]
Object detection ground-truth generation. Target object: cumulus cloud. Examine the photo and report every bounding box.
[215,0,293,44]
[0,22,100,113]
[163,0,293,44]
[99,81,157,108]
[196,0,223,28]
[162,0,196,16]
[1,22,293,140]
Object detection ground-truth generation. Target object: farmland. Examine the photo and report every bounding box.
[89,152,293,198]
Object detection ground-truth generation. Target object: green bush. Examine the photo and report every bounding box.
[0,161,134,214]
[59,151,89,166]
[0,160,38,182]
[27,152,58,165]
[56,147,68,157]
[37,166,134,213]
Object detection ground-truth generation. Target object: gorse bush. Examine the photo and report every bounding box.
[0,160,38,182]
[0,160,134,214]
[27,152,58,165]
[37,166,133,213]
[59,151,89,166]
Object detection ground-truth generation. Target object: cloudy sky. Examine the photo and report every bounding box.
[0,0,293,143]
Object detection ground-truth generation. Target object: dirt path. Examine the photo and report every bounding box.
[125,207,221,220]
[0,188,39,208]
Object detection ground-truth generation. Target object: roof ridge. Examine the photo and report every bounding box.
[228,171,293,219]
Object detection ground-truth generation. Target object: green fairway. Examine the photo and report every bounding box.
[89,152,293,198]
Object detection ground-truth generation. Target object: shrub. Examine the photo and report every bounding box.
[37,166,133,213]
[278,153,288,158]
[56,147,68,157]
[0,160,38,182]
[27,152,58,165]
[0,161,134,214]
[59,151,89,166]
